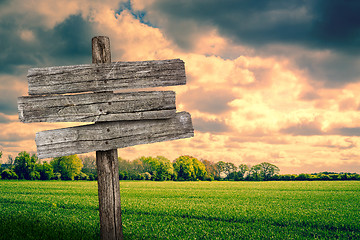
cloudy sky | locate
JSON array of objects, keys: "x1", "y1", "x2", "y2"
[{"x1": 1, "y1": 0, "x2": 360, "y2": 174}]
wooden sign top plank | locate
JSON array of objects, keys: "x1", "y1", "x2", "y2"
[
  {"x1": 35, "y1": 111, "x2": 194, "y2": 159},
  {"x1": 28, "y1": 59, "x2": 185, "y2": 95},
  {"x1": 18, "y1": 91, "x2": 176, "y2": 123}
]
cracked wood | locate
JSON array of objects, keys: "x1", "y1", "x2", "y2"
[
  {"x1": 18, "y1": 91, "x2": 176, "y2": 123},
  {"x1": 27, "y1": 59, "x2": 186, "y2": 95},
  {"x1": 35, "y1": 112, "x2": 194, "y2": 159}
]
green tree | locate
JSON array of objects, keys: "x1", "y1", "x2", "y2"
[
  {"x1": 132, "y1": 158, "x2": 145, "y2": 174},
  {"x1": 259, "y1": 162, "x2": 280, "y2": 180},
  {"x1": 51, "y1": 155, "x2": 83, "y2": 180},
  {"x1": 36, "y1": 162, "x2": 54, "y2": 180},
  {"x1": 248, "y1": 164, "x2": 262, "y2": 181},
  {"x1": 173, "y1": 156, "x2": 195, "y2": 181},
  {"x1": 7, "y1": 155, "x2": 14, "y2": 166},
  {"x1": 238, "y1": 164, "x2": 250, "y2": 179},
  {"x1": 340, "y1": 173, "x2": 350, "y2": 180},
  {"x1": 173, "y1": 156, "x2": 207, "y2": 181},
  {"x1": 0, "y1": 153, "x2": 13, "y2": 170},
  {"x1": 296, "y1": 173, "x2": 311, "y2": 181},
  {"x1": 139, "y1": 156, "x2": 160, "y2": 180},
  {"x1": 192, "y1": 157, "x2": 207, "y2": 180},
  {"x1": 118, "y1": 157, "x2": 132, "y2": 173},
  {"x1": 81, "y1": 156, "x2": 97, "y2": 179},
  {"x1": 118, "y1": 157, "x2": 149, "y2": 180},
  {"x1": 215, "y1": 161, "x2": 226, "y2": 179},
  {"x1": 201, "y1": 159, "x2": 216, "y2": 180},
  {"x1": 14, "y1": 151, "x2": 39, "y2": 180},
  {"x1": 74, "y1": 172, "x2": 89, "y2": 180},
  {"x1": 318, "y1": 173, "x2": 331, "y2": 181},
  {"x1": 119, "y1": 171, "x2": 129, "y2": 180},
  {"x1": 224, "y1": 162, "x2": 237, "y2": 179},
  {"x1": 279, "y1": 174, "x2": 296, "y2": 181},
  {"x1": 155, "y1": 156, "x2": 175, "y2": 181},
  {"x1": 128, "y1": 158, "x2": 146, "y2": 180},
  {"x1": 1, "y1": 169, "x2": 18, "y2": 179},
  {"x1": 139, "y1": 156, "x2": 174, "y2": 180}
]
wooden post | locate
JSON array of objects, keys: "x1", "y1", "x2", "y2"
[
  {"x1": 96, "y1": 149, "x2": 123, "y2": 240},
  {"x1": 93, "y1": 36, "x2": 124, "y2": 240}
]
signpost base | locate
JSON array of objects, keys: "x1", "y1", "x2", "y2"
[{"x1": 96, "y1": 149, "x2": 124, "y2": 240}]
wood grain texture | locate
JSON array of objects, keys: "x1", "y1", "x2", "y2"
[
  {"x1": 27, "y1": 59, "x2": 186, "y2": 95},
  {"x1": 35, "y1": 112, "x2": 194, "y2": 159},
  {"x1": 92, "y1": 36, "x2": 111, "y2": 64},
  {"x1": 96, "y1": 149, "x2": 124, "y2": 240},
  {"x1": 18, "y1": 91, "x2": 176, "y2": 123}
]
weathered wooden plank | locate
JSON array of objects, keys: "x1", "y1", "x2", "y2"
[
  {"x1": 27, "y1": 59, "x2": 186, "y2": 95},
  {"x1": 18, "y1": 91, "x2": 176, "y2": 123},
  {"x1": 35, "y1": 111, "x2": 194, "y2": 159}
]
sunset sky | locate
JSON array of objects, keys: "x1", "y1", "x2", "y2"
[{"x1": 1, "y1": 0, "x2": 360, "y2": 174}]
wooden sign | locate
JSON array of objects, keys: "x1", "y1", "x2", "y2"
[
  {"x1": 36, "y1": 112, "x2": 193, "y2": 159},
  {"x1": 18, "y1": 91, "x2": 176, "y2": 123},
  {"x1": 27, "y1": 59, "x2": 185, "y2": 95},
  {"x1": 19, "y1": 58, "x2": 193, "y2": 159},
  {"x1": 18, "y1": 36, "x2": 194, "y2": 240}
]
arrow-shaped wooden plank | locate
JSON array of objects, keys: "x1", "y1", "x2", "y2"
[
  {"x1": 28, "y1": 59, "x2": 185, "y2": 95},
  {"x1": 35, "y1": 111, "x2": 193, "y2": 159},
  {"x1": 18, "y1": 91, "x2": 176, "y2": 123}
]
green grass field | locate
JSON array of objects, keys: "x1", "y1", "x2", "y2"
[{"x1": 0, "y1": 180, "x2": 359, "y2": 240}]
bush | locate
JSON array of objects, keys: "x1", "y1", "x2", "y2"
[
  {"x1": 119, "y1": 171, "x2": 129, "y2": 180},
  {"x1": 13, "y1": 151, "x2": 38, "y2": 180},
  {"x1": 329, "y1": 174, "x2": 341, "y2": 180},
  {"x1": 205, "y1": 176, "x2": 214, "y2": 181},
  {"x1": 74, "y1": 172, "x2": 88, "y2": 180},
  {"x1": 37, "y1": 162, "x2": 54, "y2": 180},
  {"x1": 52, "y1": 172, "x2": 61, "y2": 180},
  {"x1": 142, "y1": 172, "x2": 152, "y2": 180},
  {"x1": 296, "y1": 173, "x2": 311, "y2": 181},
  {"x1": 318, "y1": 174, "x2": 331, "y2": 181},
  {"x1": 1, "y1": 169, "x2": 18, "y2": 180},
  {"x1": 349, "y1": 174, "x2": 360, "y2": 180},
  {"x1": 214, "y1": 176, "x2": 222, "y2": 181},
  {"x1": 29, "y1": 171, "x2": 40, "y2": 180},
  {"x1": 51, "y1": 155, "x2": 83, "y2": 180},
  {"x1": 270, "y1": 175, "x2": 280, "y2": 180},
  {"x1": 87, "y1": 173, "x2": 96, "y2": 181},
  {"x1": 133, "y1": 173, "x2": 145, "y2": 180},
  {"x1": 279, "y1": 174, "x2": 296, "y2": 181}
]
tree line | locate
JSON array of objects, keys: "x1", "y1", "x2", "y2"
[
  {"x1": 0, "y1": 151, "x2": 359, "y2": 181},
  {"x1": 0, "y1": 152, "x2": 86, "y2": 181}
]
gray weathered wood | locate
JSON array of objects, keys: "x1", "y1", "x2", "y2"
[
  {"x1": 92, "y1": 36, "x2": 124, "y2": 240},
  {"x1": 92, "y1": 36, "x2": 111, "y2": 64},
  {"x1": 18, "y1": 91, "x2": 176, "y2": 123},
  {"x1": 27, "y1": 59, "x2": 186, "y2": 95},
  {"x1": 96, "y1": 149, "x2": 123, "y2": 240},
  {"x1": 35, "y1": 112, "x2": 194, "y2": 159}
]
